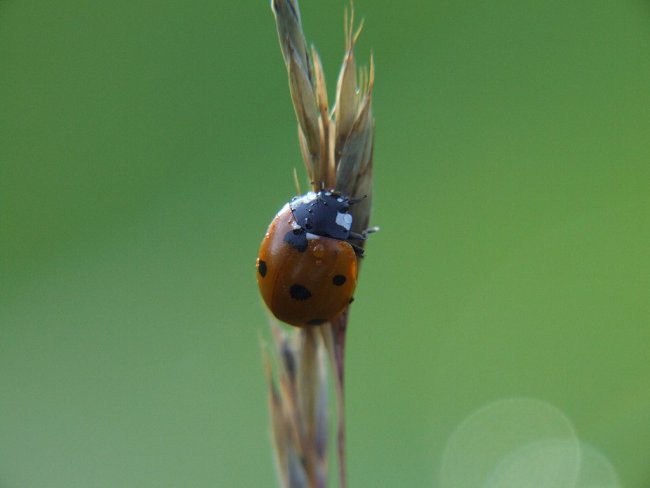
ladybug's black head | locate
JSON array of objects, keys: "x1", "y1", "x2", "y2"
[{"x1": 289, "y1": 190, "x2": 353, "y2": 240}]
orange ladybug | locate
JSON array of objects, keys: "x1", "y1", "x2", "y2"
[{"x1": 256, "y1": 190, "x2": 365, "y2": 327}]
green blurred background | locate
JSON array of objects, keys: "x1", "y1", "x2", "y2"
[{"x1": 2, "y1": 0, "x2": 650, "y2": 486}]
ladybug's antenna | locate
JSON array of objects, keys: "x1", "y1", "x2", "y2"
[{"x1": 348, "y1": 195, "x2": 368, "y2": 205}]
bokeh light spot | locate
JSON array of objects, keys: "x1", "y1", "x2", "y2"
[{"x1": 439, "y1": 398, "x2": 579, "y2": 488}]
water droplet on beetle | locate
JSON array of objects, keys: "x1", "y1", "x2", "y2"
[{"x1": 312, "y1": 244, "x2": 325, "y2": 258}]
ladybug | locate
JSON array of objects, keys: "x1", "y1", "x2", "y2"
[{"x1": 256, "y1": 190, "x2": 366, "y2": 327}]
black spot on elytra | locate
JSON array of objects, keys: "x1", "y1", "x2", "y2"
[
  {"x1": 290, "y1": 284, "x2": 312, "y2": 300},
  {"x1": 332, "y1": 275, "x2": 346, "y2": 286},
  {"x1": 284, "y1": 229, "x2": 308, "y2": 252},
  {"x1": 307, "y1": 318, "x2": 326, "y2": 325},
  {"x1": 257, "y1": 260, "x2": 267, "y2": 277}
]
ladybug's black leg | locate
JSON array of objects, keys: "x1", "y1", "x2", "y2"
[
  {"x1": 349, "y1": 227, "x2": 379, "y2": 242},
  {"x1": 351, "y1": 243, "x2": 365, "y2": 258}
]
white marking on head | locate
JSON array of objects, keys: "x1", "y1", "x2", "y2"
[{"x1": 336, "y1": 212, "x2": 353, "y2": 230}]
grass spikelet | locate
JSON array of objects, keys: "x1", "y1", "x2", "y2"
[{"x1": 265, "y1": 1, "x2": 375, "y2": 486}]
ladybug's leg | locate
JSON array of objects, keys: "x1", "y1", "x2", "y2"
[
  {"x1": 348, "y1": 231, "x2": 366, "y2": 241},
  {"x1": 349, "y1": 226, "x2": 379, "y2": 242},
  {"x1": 350, "y1": 243, "x2": 365, "y2": 258}
]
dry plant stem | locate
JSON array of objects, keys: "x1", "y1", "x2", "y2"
[
  {"x1": 264, "y1": 321, "x2": 329, "y2": 488},
  {"x1": 326, "y1": 313, "x2": 349, "y2": 488},
  {"x1": 267, "y1": 1, "x2": 374, "y2": 487}
]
